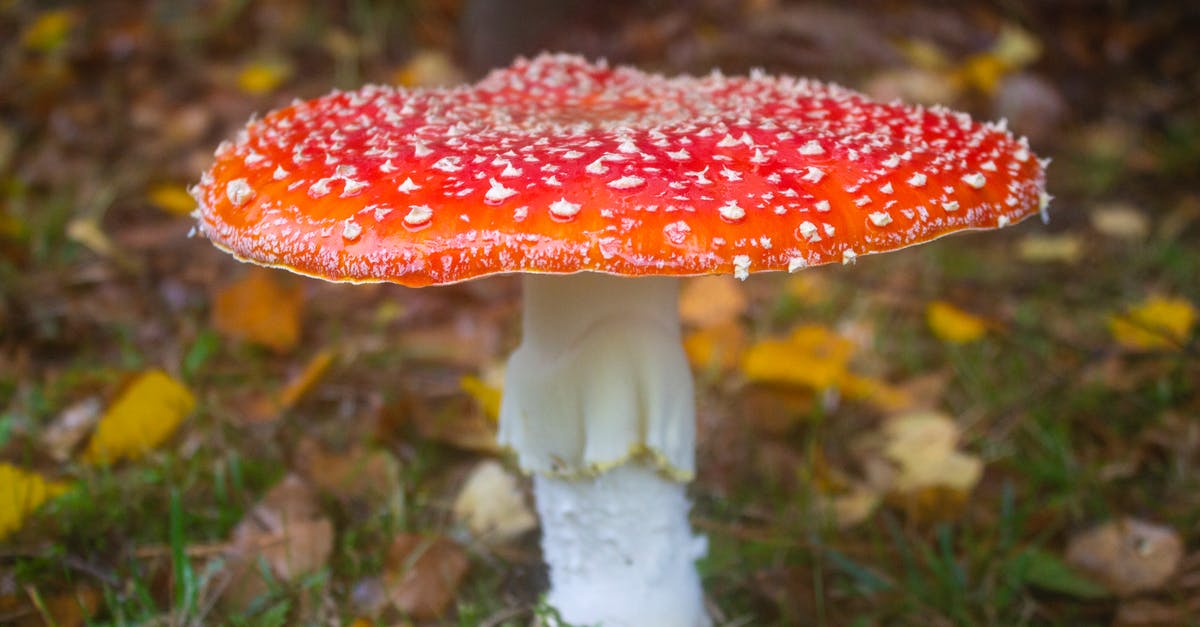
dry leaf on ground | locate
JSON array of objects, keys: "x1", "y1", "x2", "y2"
[
  {"x1": 742, "y1": 324, "x2": 854, "y2": 390},
  {"x1": 236, "y1": 59, "x2": 293, "y2": 96},
  {"x1": 1016, "y1": 233, "x2": 1085, "y2": 264},
  {"x1": 452, "y1": 460, "x2": 537, "y2": 544},
  {"x1": 384, "y1": 534, "x2": 469, "y2": 619},
  {"x1": 679, "y1": 275, "x2": 747, "y2": 329},
  {"x1": 853, "y1": 411, "x2": 983, "y2": 522},
  {"x1": 41, "y1": 397, "x2": 101, "y2": 462},
  {"x1": 146, "y1": 183, "x2": 196, "y2": 216},
  {"x1": 459, "y1": 374, "x2": 502, "y2": 422},
  {"x1": 294, "y1": 438, "x2": 401, "y2": 504},
  {"x1": 1066, "y1": 517, "x2": 1183, "y2": 596},
  {"x1": 221, "y1": 475, "x2": 334, "y2": 610},
  {"x1": 247, "y1": 349, "x2": 337, "y2": 422},
  {"x1": 3, "y1": 585, "x2": 100, "y2": 627},
  {"x1": 0, "y1": 463, "x2": 69, "y2": 540},
  {"x1": 409, "y1": 396, "x2": 500, "y2": 454},
  {"x1": 1091, "y1": 203, "x2": 1150, "y2": 240},
  {"x1": 83, "y1": 370, "x2": 195, "y2": 464},
  {"x1": 212, "y1": 268, "x2": 304, "y2": 352},
  {"x1": 684, "y1": 321, "x2": 746, "y2": 373},
  {"x1": 1109, "y1": 296, "x2": 1196, "y2": 351},
  {"x1": 926, "y1": 300, "x2": 990, "y2": 344}
]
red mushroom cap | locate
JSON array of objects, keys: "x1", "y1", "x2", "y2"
[{"x1": 194, "y1": 54, "x2": 1047, "y2": 286}]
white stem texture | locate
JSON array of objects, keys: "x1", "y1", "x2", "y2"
[
  {"x1": 497, "y1": 273, "x2": 708, "y2": 626},
  {"x1": 499, "y1": 273, "x2": 696, "y2": 479},
  {"x1": 536, "y1": 462, "x2": 709, "y2": 627}
]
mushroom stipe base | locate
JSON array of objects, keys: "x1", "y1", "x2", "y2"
[{"x1": 498, "y1": 273, "x2": 708, "y2": 626}]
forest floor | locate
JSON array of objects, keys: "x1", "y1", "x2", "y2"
[{"x1": 1, "y1": 1, "x2": 1198, "y2": 625}]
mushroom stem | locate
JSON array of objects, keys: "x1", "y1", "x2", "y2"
[{"x1": 499, "y1": 273, "x2": 708, "y2": 626}]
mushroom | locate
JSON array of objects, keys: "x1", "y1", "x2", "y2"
[{"x1": 193, "y1": 54, "x2": 1047, "y2": 626}]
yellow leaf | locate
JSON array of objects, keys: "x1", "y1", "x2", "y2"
[
  {"x1": 1109, "y1": 296, "x2": 1196, "y2": 351},
  {"x1": 954, "y1": 25, "x2": 1041, "y2": 95},
  {"x1": 926, "y1": 300, "x2": 989, "y2": 344},
  {"x1": 741, "y1": 324, "x2": 854, "y2": 390},
  {"x1": 683, "y1": 321, "x2": 745, "y2": 372},
  {"x1": 21, "y1": 9, "x2": 76, "y2": 52},
  {"x1": 212, "y1": 268, "x2": 304, "y2": 352},
  {"x1": 0, "y1": 463, "x2": 68, "y2": 539},
  {"x1": 679, "y1": 275, "x2": 747, "y2": 328},
  {"x1": 460, "y1": 375, "x2": 501, "y2": 422},
  {"x1": 839, "y1": 373, "x2": 912, "y2": 413},
  {"x1": 277, "y1": 349, "x2": 335, "y2": 411},
  {"x1": 83, "y1": 370, "x2": 196, "y2": 464},
  {"x1": 236, "y1": 59, "x2": 293, "y2": 96},
  {"x1": 147, "y1": 183, "x2": 196, "y2": 216}
]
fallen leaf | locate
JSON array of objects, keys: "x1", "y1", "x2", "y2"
[
  {"x1": 679, "y1": 275, "x2": 747, "y2": 329},
  {"x1": 222, "y1": 475, "x2": 334, "y2": 610},
  {"x1": 683, "y1": 321, "x2": 746, "y2": 373},
  {"x1": 817, "y1": 482, "x2": 880, "y2": 529},
  {"x1": 21, "y1": 9, "x2": 76, "y2": 52},
  {"x1": 1066, "y1": 517, "x2": 1183, "y2": 596},
  {"x1": 147, "y1": 183, "x2": 196, "y2": 216},
  {"x1": 868, "y1": 412, "x2": 984, "y2": 521},
  {"x1": 955, "y1": 25, "x2": 1042, "y2": 94},
  {"x1": 294, "y1": 438, "x2": 401, "y2": 504},
  {"x1": 926, "y1": 300, "x2": 989, "y2": 344},
  {"x1": 1091, "y1": 203, "x2": 1150, "y2": 240},
  {"x1": 66, "y1": 215, "x2": 144, "y2": 272},
  {"x1": 248, "y1": 349, "x2": 337, "y2": 421},
  {"x1": 1109, "y1": 296, "x2": 1196, "y2": 351},
  {"x1": 41, "y1": 397, "x2": 101, "y2": 462},
  {"x1": 409, "y1": 395, "x2": 500, "y2": 454},
  {"x1": 212, "y1": 268, "x2": 304, "y2": 352},
  {"x1": 83, "y1": 370, "x2": 196, "y2": 464},
  {"x1": 741, "y1": 324, "x2": 854, "y2": 390},
  {"x1": 1016, "y1": 233, "x2": 1085, "y2": 264},
  {"x1": 384, "y1": 534, "x2": 469, "y2": 619},
  {"x1": 0, "y1": 463, "x2": 69, "y2": 540},
  {"x1": 452, "y1": 460, "x2": 537, "y2": 544},
  {"x1": 11, "y1": 585, "x2": 100, "y2": 627},
  {"x1": 459, "y1": 374, "x2": 502, "y2": 422},
  {"x1": 838, "y1": 373, "x2": 912, "y2": 413},
  {"x1": 236, "y1": 59, "x2": 293, "y2": 96}
]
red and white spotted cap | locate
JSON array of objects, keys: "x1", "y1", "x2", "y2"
[{"x1": 193, "y1": 53, "x2": 1048, "y2": 286}]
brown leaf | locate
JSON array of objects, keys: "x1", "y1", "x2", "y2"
[
  {"x1": 212, "y1": 268, "x2": 304, "y2": 352},
  {"x1": 293, "y1": 438, "x2": 401, "y2": 504},
  {"x1": 384, "y1": 534, "x2": 469, "y2": 619},
  {"x1": 1066, "y1": 517, "x2": 1183, "y2": 596},
  {"x1": 409, "y1": 396, "x2": 500, "y2": 454},
  {"x1": 13, "y1": 585, "x2": 100, "y2": 627},
  {"x1": 221, "y1": 475, "x2": 334, "y2": 610}
]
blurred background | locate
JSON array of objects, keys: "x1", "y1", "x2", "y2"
[{"x1": 1, "y1": 1, "x2": 1197, "y2": 625}]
